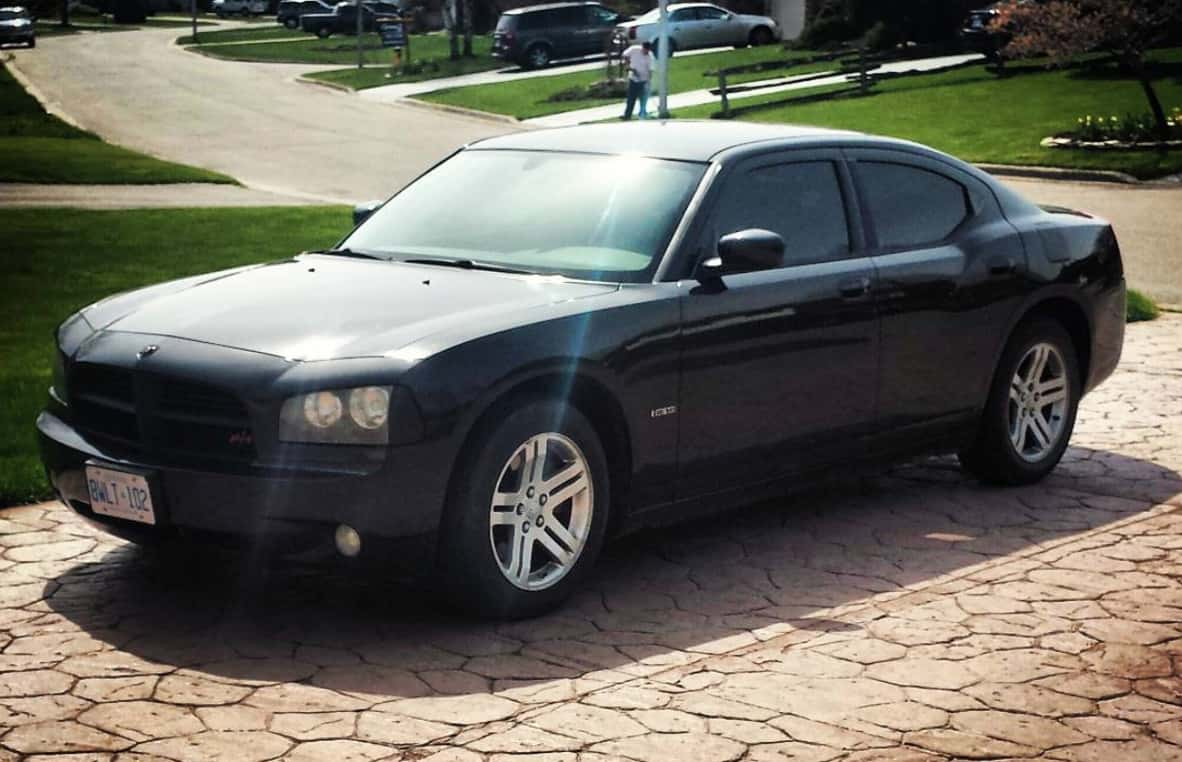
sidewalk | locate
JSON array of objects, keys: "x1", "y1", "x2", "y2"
[
  {"x1": 0, "y1": 183, "x2": 332, "y2": 208},
  {"x1": 358, "y1": 45, "x2": 734, "y2": 102},
  {"x1": 524, "y1": 52, "x2": 982, "y2": 127}
]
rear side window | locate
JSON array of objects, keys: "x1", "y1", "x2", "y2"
[
  {"x1": 515, "y1": 12, "x2": 540, "y2": 30},
  {"x1": 714, "y1": 161, "x2": 851, "y2": 267},
  {"x1": 553, "y1": 5, "x2": 588, "y2": 25},
  {"x1": 495, "y1": 13, "x2": 516, "y2": 31},
  {"x1": 696, "y1": 6, "x2": 727, "y2": 20},
  {"x1": 670, "y1": 8, "x2": 695, "y2": 21},
  {"x1": 857, "y1": 162, "x2": 970, "y2": 250}
]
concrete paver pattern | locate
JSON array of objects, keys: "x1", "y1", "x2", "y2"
[
  {"x1": 1, "y1": 316, "x2": 1180, "y2": 759},
  {"x1": 7, "y1": 27, "x2": 517, "y2": 203}
]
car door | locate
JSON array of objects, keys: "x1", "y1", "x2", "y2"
[
  {"x1": 847, "y1": 148, "x2": 1028, "y2": 450},
  {"x1": 677, "y1": 150, "x2": 879, "y2": 499},
  {"x1": 549, "y1": 5, "x2": 589, "y2": 58},
  {"x1": 692, "y1": 5, "x2": 733, "y2": 47},
  {"x1": 582, "y1": 4, "x2": 619, "y2": 54},
  {"x1": 665, "y1": 7, "x2": 697, "y2": 48}
]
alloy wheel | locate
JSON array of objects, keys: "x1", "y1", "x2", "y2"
[
  {"x1": 488, "y1": 432, "x2": 593, "y2": 591},
  {"x1": 528, "y1": 47, "x2": 550, "y2": 68},
  {"x1": 1008, "y1": 342, "x2": 1070, "y2": 462}
]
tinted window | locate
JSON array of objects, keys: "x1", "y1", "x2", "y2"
[
  {"x1": 670, "y1": 8, "x2": 695, "y2": 21},
  {"x1": 696, "y1": 6, "x2": 727, "y2": 20},
  {"x1": 588, "y1": 5, "x2": 616, "y2": 23},
  {"x1": 858, "y1": 162, "x2": 970, "y2": 249},
  {"x1": 515, "y1": 12, "x2": 540, "y2": 30},
  {"x1": 714, "y1": 161, "x2": 851, "y2": 267},
  {"x1": 553, "y1": 5, "x2": 587, "y2": 25}
]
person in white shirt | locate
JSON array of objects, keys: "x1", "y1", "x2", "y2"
[{"x1": 620, "y1": 41, "x2": 653, "y2": 120}]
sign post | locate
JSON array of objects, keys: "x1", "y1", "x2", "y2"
[{"x1": 657, "y1": 0, "x2": 669, "y2": 118}]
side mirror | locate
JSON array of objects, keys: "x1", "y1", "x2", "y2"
[
  {"x1": 700, "y1": 228, "x2": 784, "y2": 278},
  {"x1": 352, "y1": 200, "x2": 382, "y2": 226}
]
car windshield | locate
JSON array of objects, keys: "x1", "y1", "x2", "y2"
[
  {"x1": 342, "y1": 149, "x2": 706, "y2": 283},
  {"x1": 0, "y1": 9, "x2": 28, "y2": 19}
]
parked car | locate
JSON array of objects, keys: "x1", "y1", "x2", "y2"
[
  {"x1": 276, "y1": 0, "x2": 333, "y2": 28},
  {"x1": 40, "y1": 122, "x2": 1126, "y2": 618},
  {"x1": 615, "y1": 2, "x2": 779, "y2": 54},
  {"x1": 960, "y1": 2, "x2": 1008, "y2": 58},
  {"x1": 212, "y1": 0, "x2": 267, "y2": 16},
  {"x1": 300, "y1": 0, "x2": 402, "y2": 38},
  {"x1": 0, "y1": 5, "x2": 35, "y2": 47},
  {"x1": 493, "y1": 1, "x2": 626, "y2": 69}
]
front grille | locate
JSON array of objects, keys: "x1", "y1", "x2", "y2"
[{"x1": 69, "y1": 363, "x2": 257, "y2": 464}]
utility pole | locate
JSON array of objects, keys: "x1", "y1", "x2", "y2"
[
  {"x1": 356, "y1": 0, "x2": 364, "y2": 69},
  {"x1": 656, "y1": 0, "x2": 669, "y2": 118}
]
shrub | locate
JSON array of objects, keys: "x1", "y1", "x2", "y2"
[
  {"x1": 1072, "y1": 108, "x2": 1181, "y2": 142},
  {"x1": 1127, "y1": 289, "x2": 1160, "y2": 323}
]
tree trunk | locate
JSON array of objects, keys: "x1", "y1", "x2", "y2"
[
  {"x1": 443, "y1": 0, "x2": 459, "y2": 59},
  {"x1": 1129, "y1": 57, "x2": 1169, "y2": 140},
  {"x1": 461, "y1": 0, "x2": 473, "y2": 57}
]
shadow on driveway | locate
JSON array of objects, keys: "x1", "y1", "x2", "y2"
[{"x1": 40, "y1": 445, "x2": 1182, "y2": 703}]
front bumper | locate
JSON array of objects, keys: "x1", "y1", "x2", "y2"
[
  {"x1": 0, "y1": 30, "x2": 33, "y2": 43},
  {"x1": 38, "y1": 408, "x2": 451, "y2": 549}
]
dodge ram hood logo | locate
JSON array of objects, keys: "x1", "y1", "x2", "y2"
[{"x1": 136, "y1": 344, "x2": 159, "y2": 359}]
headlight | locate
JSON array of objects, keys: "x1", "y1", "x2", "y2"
[
  {"x1": 51, "y1": 349, "x2": 68, "y2": 404},
  {"x1": 279, "y1": 386, "x2": 391, "y2": 444}
]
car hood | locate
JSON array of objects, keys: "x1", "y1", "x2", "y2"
[
  {"x1": 0, "y1": 19, "x2": 30, "y2": 25},
  {"x1": 87, "y1": 255, "x2": 618, "y2": 361}
]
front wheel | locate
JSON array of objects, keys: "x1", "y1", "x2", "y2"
[
  {"x1": 748, "y1": 26, "x2": 773, "y2": 46},
  {"x1": 315, "y1": 25, "x2": 331, "y2": 38},
  {"x1": 283, "y1": 16, "x2": 298, "y2": 28},
  {"x1": 438, "y1": 400, "x2": 610, "y2": 618},
  {"x1": 960, "y1": 317, "x2": 1080, "y2": 485}
]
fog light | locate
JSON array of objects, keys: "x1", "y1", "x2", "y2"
[{"x1": 334, "y1": 524, "x2": 362, "y2": 557}]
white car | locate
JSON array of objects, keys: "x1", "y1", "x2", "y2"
[
  {"x1": 615, "y1": 2, "x2": 780, "y2": 53},
  {"x1": 212, "y1": 0, "x2": 268, "y2": 16}
]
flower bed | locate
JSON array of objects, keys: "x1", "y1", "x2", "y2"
[{"x1": 1044, "y1": 108, "x2": 1182, "y2": 150}]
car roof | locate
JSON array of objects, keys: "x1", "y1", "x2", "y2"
[
  {"x1": 504, "y1": 2, "x2": 598, "y2": 14},
  {"x1": 470, "y1": 121, "x2": 870, "y2": 162},
  {"x1": 0, "y1": 5, "x2": 28, "y2": 10}
]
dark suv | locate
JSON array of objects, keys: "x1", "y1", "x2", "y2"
[
  {"x1": 277, "y1": 0, "x2": 333, "y2": 29},
  {"x1": 493, "y1": 2, "x2": 625, "y2": 69},
  {"x1": 300, "y1": 0, "x2": 402, "y2": 37}
]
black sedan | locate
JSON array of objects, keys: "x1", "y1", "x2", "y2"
[
  {"x1": 0, "y1": 6, "x2": 35, "y2": 47},
  {"x1": 39, "y1": 122, "x2": 1126, "y2": 617}
]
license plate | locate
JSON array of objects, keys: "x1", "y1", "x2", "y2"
[{"x1": 85, "y1": 464, "x2": 157, "y2": 525}]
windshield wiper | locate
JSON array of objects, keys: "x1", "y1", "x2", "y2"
[
  {"x1": 305, "y1": 247, "x2": 387, "y2": 260},
  {"x1": 400, "y1": 257, "x2": 534, "y2": 275}
]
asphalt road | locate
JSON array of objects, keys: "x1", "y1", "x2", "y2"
[
  {"x1": 8, "y1": 25, "x2": 516, "y2": 203},
  {"x1": 8, "y1": 26, "x2": 1181, "y2": 304}
]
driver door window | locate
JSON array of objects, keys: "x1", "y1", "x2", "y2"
[{"x1": 713, "y1": 161, "x2": 852, "y2": 268}]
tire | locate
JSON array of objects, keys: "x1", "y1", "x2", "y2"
[
  {"x1": 284, "y1": 16, "x2": 298, "y2": 28},
  {"x1": 316, "y1": 25, "x2": 331, "y2": 38},
  {"x1": 959, "y1": 317, "x2": 1081, "y2": 485},
  {"x1": 748, "y1": 26, "x2": 772, "y2": 46},
  {"x1": 437, "y1": 399, "x2": 611, "y2": 619},
  {"x1": 523, "y1": 43, "x2": 551, "y2": 70},
  {"x1": 652, "y1": 37, "x2": 676, "y2": 57},
  {"x1": 27, "y1": 37, "x2": 35, "y2": 48}
]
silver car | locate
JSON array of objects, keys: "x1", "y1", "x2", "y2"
[{"x1": 614, "y1": 2, "x2": 780, "y2": 52}]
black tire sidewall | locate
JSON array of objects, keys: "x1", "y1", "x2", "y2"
[
  {"x1": 974, "y1": 318, "x2": 1081, "y2": 484},
  {"x1": 438, "y1": 399, "x2": 610, "y2": 618}
]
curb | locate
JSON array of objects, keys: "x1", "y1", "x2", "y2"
[
  {"x1": 398, "y1": 95, "x2": 521, "y2": 126},
  {"x1": 296, "y1": 74, "x2": 355, "y2": 93},
  {"x1": 3, "y1": 54, "x2": 89, "y2": 132},
  {"x1": 977, "y1": 163, "x2": 1142, "y2": 185}
]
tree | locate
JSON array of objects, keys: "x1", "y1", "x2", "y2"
[
  {"x1": 461, "y1": 0, "x2": 474, "y2": 57},
  {"x1": 441, "y1": 0, "x2": 459, "y2": 59},
  {"x1": 992, "y1": 0, "x2": 1182, "y2": 139}
]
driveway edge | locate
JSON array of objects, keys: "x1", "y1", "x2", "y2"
[
  {"x1": 397, "y1": 95, "x2": 521, "y2": 125},
  {"x1": 3, "y1": 53, "x2": 88, "y2": 131},
  {"x1": 977, "y1": 162, "x2": 1144, "y2": 185}
]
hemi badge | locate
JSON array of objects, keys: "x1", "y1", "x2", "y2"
[{"x1": 651, "y1": 406, "x2": 677, "y2": 418}]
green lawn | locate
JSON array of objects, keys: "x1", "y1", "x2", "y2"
[
  {"x1": 0, "y1": 63, "x2": 235, "y2": 184},
  {"x1": 0, "y1": 206, "x2": 351, "y2": 507},
  {"x1": 419, "y1": 46, "x2": 829, "y2": 119},
  {"x1": 190, "y1": 29, "x2": 495, "y2": 74},
  {"x1": 669, "y1": 49, "x2": 1182, "y2": 179},
  {"x1": 176, "y1": 24, "x2": 301, "y2": 45}
]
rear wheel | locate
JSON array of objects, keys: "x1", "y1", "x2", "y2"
[
  {"x1": 748, "y1": 26, "x2": 772, "y2": 46},
  {"x1": 316, "y1": 25, "x2": 331, "y2": 38},
  {"x1": 523, "y1": 43, "x2": 551, "y2": 69},
  {"x1": 438, "y1": 399, "x2": 610, "y2": 619},
  {"x1": 284, "y1": 16, "x2": 298, "y2": 28},
  {"x1": 960, "y1": 317, "x2": 1080, "y2": 485}
]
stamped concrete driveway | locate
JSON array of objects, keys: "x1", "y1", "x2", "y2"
[
  {"x1": 2, "y1": 314, "x2": 1181, "y2": 759},
  {"x1": 6, "y1": 26, "x2": 516, "y2": 203}
]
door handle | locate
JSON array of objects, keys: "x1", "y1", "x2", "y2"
[
  {"x1": 989, "y1": 256, "x2": 1018, "y2": 276},
  {"x1": 838, "y1": 277, "x2": 871, "y2": 298}
]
